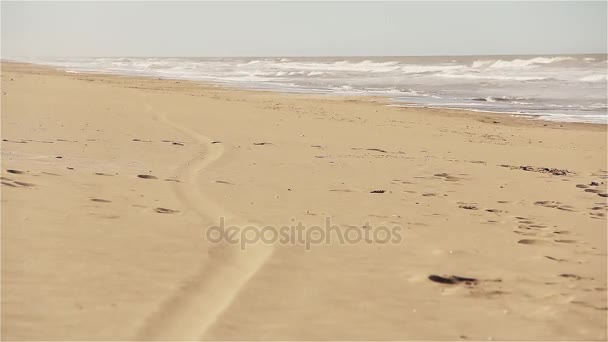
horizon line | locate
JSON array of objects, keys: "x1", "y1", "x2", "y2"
[{"x1": 3, "y1": 52, "x2": 608, "y2": 59}]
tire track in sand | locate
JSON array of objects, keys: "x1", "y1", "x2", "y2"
[{"x1": 135, "y1": 105, "x2": 274, "y2": 340}]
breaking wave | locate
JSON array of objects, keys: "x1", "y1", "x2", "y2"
[{"x1": 472, "y1": 56, "x2": 574, "y2": 69}]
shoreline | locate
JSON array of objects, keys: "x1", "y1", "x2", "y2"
[
  {"x1": 4, "y1": 61, "x2": 606, "y2": 131},
  {"x1": 7, "y1": 60, "x2": 607, "y2": 127},
  {"x1": 2, "y1": 61, "x2": 607, "y2": 340}
]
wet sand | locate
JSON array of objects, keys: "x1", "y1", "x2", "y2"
[{"x1": 1, "y1": 62, "x2": 607, "y2": 340}]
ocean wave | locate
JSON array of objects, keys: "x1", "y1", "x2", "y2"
[
  {"x1": 400, "y1": 64, "x2": 463, "y2": 74},
  {"x1": 274, "y1": 60, "x2": 403, "y2": 73},
  {"x1": 472, "y1": 56, "x2": 574, "y2": 69},
  {"x1": 471, "y1": 96, "x2": 533, "y2": 104},
  {"x1": 436, "y1": 73, "x2": 549, "y2": 81},
  {"x1": 579, "y1": 74, "x2": 607, "y2": 82},
  {"x1": 16, "y1": 56, "x2": 606, "y2": 124}
]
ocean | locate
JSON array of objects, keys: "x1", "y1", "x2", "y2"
[{"x1": 14, "y1": 55, "x2": 608, "y2": 123}]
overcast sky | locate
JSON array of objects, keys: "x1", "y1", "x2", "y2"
[{"x1": 2, "y1": 1, "x2": 606, "y2": 57}]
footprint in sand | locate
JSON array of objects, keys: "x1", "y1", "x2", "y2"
[
  {"x1": 513, "y1": 231, "x2": 537, "y2": 236},
  {"x1": 559, "y1": 273, "x2": 593, "y2": 280},
  {"x1": 584, "y1": 188, "x2": 601, "y2": 194},
  {"x1": 434, "y1": 173, "x2": 461, "y2": 182},
  {"x1": 137, "y1": 174, "x2": 158, "y2": 179},
  {"x1": 13, "y1": 181, "x2": 34, "y2": 187},
  {"x1": 577, "y1": 181, "x2": 607, "y2": 198},
  {"x1": 428, "y1": 275, "x2": 478, "y2": 285},
  {"x1": 365, "y1": 148, "x2": 388, "y2": 153},
  {"x1": 534, "y1": 201, "x2": 576, "y2": 212},
  {"x1": 545, "y1": 256, "x2": 568, "y2": 262},
  {"x1": 590, "y1": 212, "x2": 606, "y2": 219},
  {"x1": 154, "y1": 207, "x2": 179, "y2": 214},
  {"x1": 2, "y1": 179, "x2": 35, "y2": 188},
  {"x1": 458, "y1": 204, "x2": 478, "y2": 210},
  {"x1": 2, "y1": 139, "x2": 27, "y2": 144},
  {"x1": 514, "y1": 216, "x2": 550, "y2": 234},
  {"x1": 554, "y1": 239, "x2": 578, "y2": 244},
  {"x1": 91, "y1": 198, "x2": 112, "y2": 203},
  {"x1": 518, "y1": 239, "x2": 551, "y2": 245},
  {"x1": 571, "y1": 301, "x2": 608, "y2": 311}
]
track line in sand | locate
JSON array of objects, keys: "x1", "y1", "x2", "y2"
[{"x1": 135, "y1": 104, "x2": 274, "y2": 340}]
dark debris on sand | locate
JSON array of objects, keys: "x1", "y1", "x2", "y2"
[{"x1": 499, "y1": 164, "x2": 573, "y2": 176}]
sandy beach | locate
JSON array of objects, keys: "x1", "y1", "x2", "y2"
[{"x1": 1, "y1": 62, "x2": 607, "y2": 340}]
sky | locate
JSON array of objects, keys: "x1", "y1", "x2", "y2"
[{"x1": 2, "y1": 1, "x2": 607, "y2": 57}]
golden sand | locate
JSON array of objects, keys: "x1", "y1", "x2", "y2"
[{"x1": 1, "y1": 62, "x2": 606, "y2": 340}]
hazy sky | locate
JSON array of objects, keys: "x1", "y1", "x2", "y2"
[{"x1": 2, "y1": 1, "x2": 606, "y2": 57}]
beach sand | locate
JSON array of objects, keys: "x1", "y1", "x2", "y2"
[{"x1": 1, "y1": 62, "x2": 607, "y2": 340}]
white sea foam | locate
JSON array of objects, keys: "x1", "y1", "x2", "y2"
[
  {"x1": 473, "y1": 56, "x2": 574, "y2": 69},
  {"x1": 579, "y1": 74, "x2": 607, "y2": 82},
  {"x1": 270, "y1": 60, "x2": 403, "y2": 73},
  {"x1": 436, "y1": 73, "x2": 549, "y2": 81}
]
